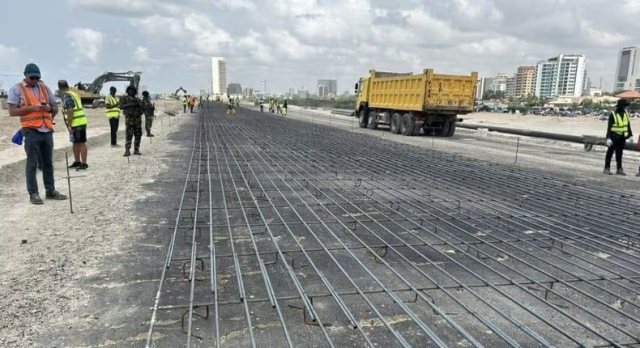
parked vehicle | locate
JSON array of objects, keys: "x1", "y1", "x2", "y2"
[{"x1": 354, "y1": 69, "x2": 477, "y2": 137}]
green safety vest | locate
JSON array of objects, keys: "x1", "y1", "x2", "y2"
[
  {"x1": 611, "y1": 111, "x2": 630, "y2": 137},
  {"x1": 106, "y1": 94, "x2": 120, "y2": 119},
  {"x1": 64, "y1": 91, "x2": 87, "y2": 127},
  {"x1": 182, "y1": 97, "x2": 187, "y2": 105}
]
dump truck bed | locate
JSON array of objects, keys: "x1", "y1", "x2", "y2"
[{"x1": 368, "y1": 69, "x2": 477, "y2": 114}]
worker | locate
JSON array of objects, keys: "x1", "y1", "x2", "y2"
[
  {"x1": 604, "y1": 98, "x2": 633, "y2": 175},
  {"x1": 226, "y1": 95, "x2": 235, "y2": 115},
  {"x1": 59, "y1": 80, "x2": 89, "y2": 171},
  {"x1": 282, "y1": 99, "x2": 288, "y2": 115},
  {"x1": 7, "y1": 63, "x2": 67, "y2": 204},
  {"x1": 141, "y1": 91, "x2": 155, "y2": 137},
  {"x1": 120, "y1": 85, "x2": 143, "y2": 156},
  {"x1": 189, "y1": 96, "x2": 196, "y2": 113},
  {"x1": 106, "y1": 86, "x2": 120, "y2": 146},
  {"x1": 181, "y1": 95, "x2": 188, "y2": 113}
]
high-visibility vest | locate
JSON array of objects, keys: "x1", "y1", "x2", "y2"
[
  {"x1": 106, "y1": 94, "x2": 120, "y2": 118},
  {"x1": 611, "y1": 111, "x2": 630, "y2": 137},
  {"x1": 63, "y1": 91, "x2": 87, "y2": 127},
  {"x1": 181, "y1": 97, "x2": 187, "y2": 105},
  {"x1": 15, "y1": 82, "x2": 54, "y2": 130}
]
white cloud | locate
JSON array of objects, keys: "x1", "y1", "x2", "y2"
[
  {"x1": 266, "y1": 29, "x2": 321, "y2": 60},
  {"x1": 237, "y1": 31, "x2": 274, "y2": 63},
  {"x1": 0, "y1": 43, "x2": 19, "y2": 60},
  {"x1": 132, "y1": 15, "x2": 183, "y2": 39},
  {"x1": 183, "y1": 14, "x2": 233, "y2": 55},
  {"x1": 68, "y1": 0, "x2": 180, "y2": 17},
  {"x1": 66, "y1": 28, "x2": 104, "y2": 63},
  {"x1": 132, "y1": 46, "x2": 152, "y2": 63}
]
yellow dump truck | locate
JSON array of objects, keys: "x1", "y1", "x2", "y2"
[{"x1": 354, "y1": 69, "x2": 478, "y2": 137}]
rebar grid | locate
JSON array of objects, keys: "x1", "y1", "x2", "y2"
[{"x1": 146, "y1": 104, "x2": 640, "y2": 348}]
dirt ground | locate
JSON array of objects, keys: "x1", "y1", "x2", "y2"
[
  {"x1": 464, "y1": 112, "x2": 640, "y2": 138},
  {"x1": 0, "y1": 101, "x2": 184, "y2": 347}
]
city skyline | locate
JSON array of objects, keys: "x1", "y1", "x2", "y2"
[{"x1": 2, "y1": 1, "x2": 638, "y2": 94}]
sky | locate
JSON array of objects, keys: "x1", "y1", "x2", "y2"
[{"x1": 0, "y1": 0, "x2": 638, "y2": 94}]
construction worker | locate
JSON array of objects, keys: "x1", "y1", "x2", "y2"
[
  {"x1": 189, "y1": 96, "x2": 196, "y2": 113},
  {"x1": 141, "y1": 91, "x2": 155, "y2": 137},
  {"x1": 181, "y1": 95, "x2": 188, "y2": 113},
  {"x1": 604, "y1": 98, "x2": 633, "y2": 175},
  {"x1": 282, "y1": 99, "x2": 288, "y2": 115},
  {"x1": 226, "y1": 95, "x2": 235, "y2": 114},
  {"x1": 59, "y1": 80, "x2": 89, "y2": 170},
  {"x1": 120, "y1": 85, "x2": 143, "y2": 156},
  {"x1": 106, "y1": 86, "x2": 120, "y2": 146},
  {"x1": 7, "y1": 63, "x2": 67, "y2": 204}
]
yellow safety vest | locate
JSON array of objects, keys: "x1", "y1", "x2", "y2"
[
  {"x1": 611, "y1": 111, "x2": 630, "y2": 137},
  {"x1": 106, "y1": 94, "x2": 120, "y2": 119},
  {"x1": 64, "y1": 91, "x2": 87, "y2": 127},
  {"x1": 182, "y1": 97, "x2": 187, "y2": 105}
]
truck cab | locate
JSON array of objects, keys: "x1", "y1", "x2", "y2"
[{"x1": 354, "y1": 78, "x2": 370, "y2": 116}]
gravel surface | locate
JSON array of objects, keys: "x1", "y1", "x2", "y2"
[{"x1": 0, "y1": 102, "x2": 186, "y2": 348}]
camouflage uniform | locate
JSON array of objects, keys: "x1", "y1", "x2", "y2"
[
  {"x1": 141, "y1": 96, "x2": 155, "y2": 136},
  {"x1": 120, "y1": 95, "x2": 143, "y2": 152}
]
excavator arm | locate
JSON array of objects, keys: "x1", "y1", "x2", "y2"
[
  {"x1": 174, "y1": 86, "x2": 187, "y2": 95},
  {"x1": 87, "y1": 71, "x2": 142, "y2": 94}
]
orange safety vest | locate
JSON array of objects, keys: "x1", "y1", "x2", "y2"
[{"x1": 16, "y1": 81, "x2": 53, "y2": 130}]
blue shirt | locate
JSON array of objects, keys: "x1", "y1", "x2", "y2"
[{"x1": 7, "y1": 81, "x2": 58, "y2": 132}]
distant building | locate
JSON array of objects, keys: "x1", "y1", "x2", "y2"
[
  {"x1": 227, "y1": 83, "x2": 242, "y2": 95},
  {"x1": 475, "y1": 78, "x2": 486, "y2": 99},
  {"x1": 489, "y1": 74, "x2": 508, "y2": 92},
  {"x1": 243, "y1": 87, "x2": 254, "y2": 97},
  {"x1": 318, "y1": 85, "x2": 329, "y2": 98},
  {"x1": 211, "y1": 57, "x2": 227, "y2": 95},
  {"x1": 514, "y1": 66, "x2": 536, "y2": 98},
  {"x1": 614, "y1": 46, "x2": 640, "y2": 92},
  {"x1": 297, "y1": 89, "x2": 310, "y2": 98},
  {"x1": 317, "y1": 79, "x2": 337, "y2": 95},
  {"x1": 535, "y1": 54, "x2": 586, "y2": 98},
  {"x1": 505, "y1": 75, "x2": 517, "y2": 98}
]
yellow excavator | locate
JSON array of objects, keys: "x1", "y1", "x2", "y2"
[{"x1": 67, "y1": 71, "x2": 142, "y2": 108}]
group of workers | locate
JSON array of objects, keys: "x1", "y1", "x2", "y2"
[{"x1": 7, "y1": 63, "x2": 156, "y2": 205}]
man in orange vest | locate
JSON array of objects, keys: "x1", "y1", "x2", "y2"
[{"x1": 7, "y1": 63, "x2": 67, "y2": 204}]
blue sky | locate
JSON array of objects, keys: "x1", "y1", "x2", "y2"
[{"x1": 1, "y1": 0, "x2": 638, "y2": 94}]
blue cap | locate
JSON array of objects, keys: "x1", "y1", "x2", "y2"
[{"x1": 24, "y1": 63, "x2": 41, "y2": 78}]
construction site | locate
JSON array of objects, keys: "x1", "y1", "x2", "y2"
[{"x1": 1, "y1": 93, "x2": 640, "y2": 347}]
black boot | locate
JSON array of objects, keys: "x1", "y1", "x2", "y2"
[
  {"x1": 134, "y1": 148, "x2": 142, "y2": 155},
  {"x1": 147, "y1": 131, "x2": 154, "y2": 137},
  {"x1": 124, "y1": 148, "x2": 131, "y2": 157}
]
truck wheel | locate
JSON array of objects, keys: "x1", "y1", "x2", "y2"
[
  {"x1": 390, "y1": 113, "x2": 402, "y2": 134},
  {"x1": 439, "y1": 120, "x2": 453, "y2": 137},
  {"x1": 400, "y1": 113, "x2": 415, "y2": 136},
  {"x1": 367, "y1": 111, "x2": 378, "y2": 129},
  {"x1": 446, "y1": 121, "x2": 456, "y2": 137},
  {"x1": 358, "y1": 110, "x2": 368, "y2": 128}
]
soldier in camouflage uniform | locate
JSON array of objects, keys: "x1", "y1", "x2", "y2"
[
  {"x1": 119, "y1": 85, "x2": 143, "y2": 157},
  {"x1": 141, "y1": 91, "x2": 155, "y2": 137}
]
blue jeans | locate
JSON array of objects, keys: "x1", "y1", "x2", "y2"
[{"x1": 22, "y1": 128, "x2": 55, "y2": 195}]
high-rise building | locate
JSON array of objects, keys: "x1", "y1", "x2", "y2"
[
  {"x1": 489, "y1": 74, "x2": 508, "y2": 92},
  {"x1": 614, "y1": 46, "x2": 640, "y2": 92},
  {"x1": 243, "y1": 87, "x2": 254, "y2": 97},
  {"x1": 211, "y1": 57, "x2": 227, "y2": 95},
  {"x1": 505, "y1": 75, "x2": 517, "y2": 98},
  {"x1": 318, "y1": 85, "x2": 329, "y2": 98},
  {"x1": 475, "y1": 78, "x2": 485, "y2": 99},
  {"x1": 534, "y1": 55, "x2": 586, "y2": 98},
  {"x1": 514, "y1": 66, "x2": 536, "y2": 98},
  {"x1": 227, "y1": 83, "x2": 242, "y2": 96},
  {"x1": 317, "y1": 79, "x2": 337, "y2": 95}
]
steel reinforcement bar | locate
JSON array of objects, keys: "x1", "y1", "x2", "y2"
[{"x1": 146, "y1": 103, "x2": 640, "y2": 348}]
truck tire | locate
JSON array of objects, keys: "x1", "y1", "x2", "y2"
[
  {"x1": 390, "y1": 113, "x2": 402, "y2": 134},
  {"x1": 439, "y1": 120, "x2": 457, "y2": 137},
  {"x1": 358, "y1": 110, "x2": 368, "y2": 128},
  {"x1": 400, "y1": 113, "x2": 415, "y2": 136},
  {"x1": 367, "y1": 111, "x2": 378, "y2": 129},
  {"x1": 446, "y1": 121, "x2": 457, "y2": 137}
]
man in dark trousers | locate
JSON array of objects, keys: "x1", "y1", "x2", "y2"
[
  {"x1": 141, "y1": 91, "x2": 155, "y2": 137},
  {"x1": 105, "y1": 86, "x2": 120, "y2": 146},
  {"x1": 120, "y1": 85, "x2": 143, "y2": 156},
  {"x1": 604, "y1": 98, "x2": 633, "y2": 175}
]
